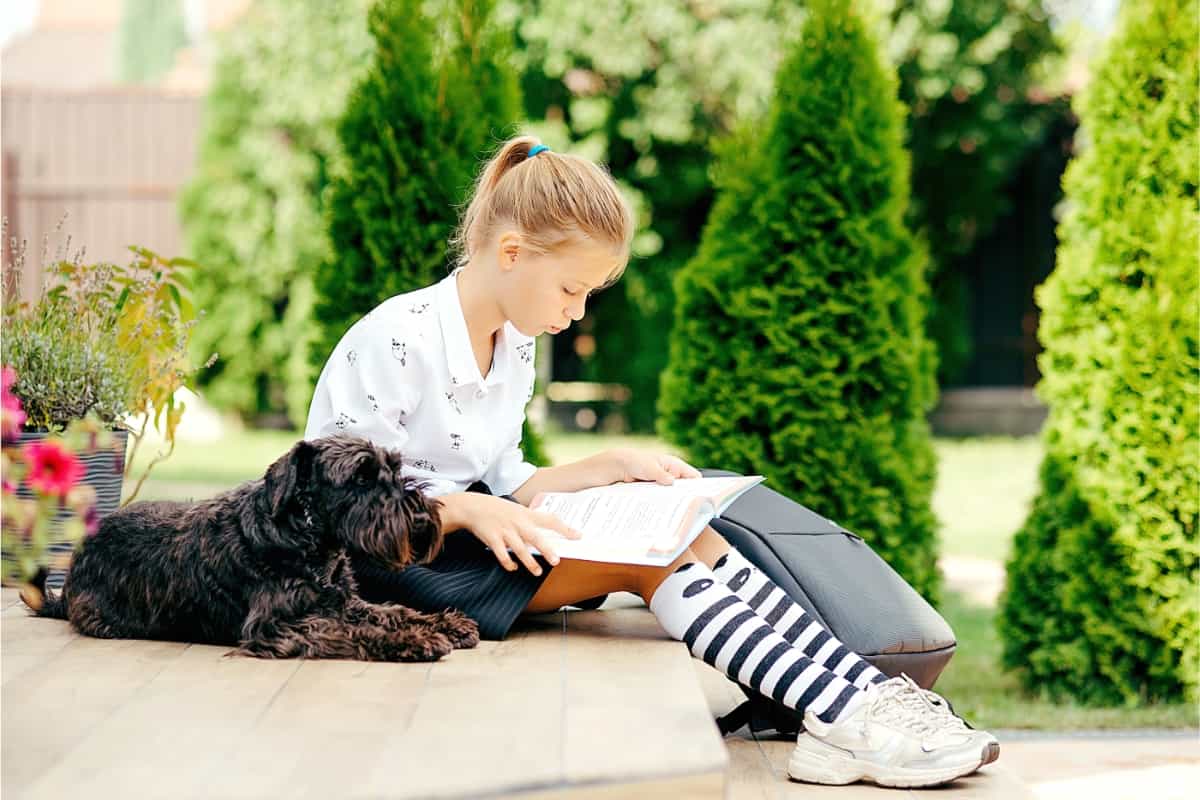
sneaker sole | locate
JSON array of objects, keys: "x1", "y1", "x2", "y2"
[{"x1": 787, "y1": 738, "x2": 987, "y2": 789}]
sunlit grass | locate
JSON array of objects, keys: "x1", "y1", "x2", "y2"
[
  {"x1": 935, "y1": 589, "x2": 1197, "y2": 731},
  {"x1": 931, "y1": 436, "x2": 1043, "y2": 563}
]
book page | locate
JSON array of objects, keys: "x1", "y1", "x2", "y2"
[
  {"x1": 532, "y1": 490, "x2": 698, "y2": 550},
  {"x1": 563, "y1": 476, "x2": 760, "y2": 504},
  {"x1": 526, "y1": 475, "x2": 765, "y2": 564}
]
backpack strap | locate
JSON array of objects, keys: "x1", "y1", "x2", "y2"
[
  {"x1": 715, "y1": 690, "x2": 806, "y2": 737},
  {"x1": 715, "y1": 701, "x2": 755, "y2": 736}
]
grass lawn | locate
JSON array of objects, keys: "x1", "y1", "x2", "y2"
[
  {"x1": 123, "y1": 426, "x2": 1197, "y2": 731},
  {"x1": 930, "y1": 436, "x2": 1043, "y2": 563},
  {"x1": 935, "y1": 589, "x2": 1197, "y2": 731}
]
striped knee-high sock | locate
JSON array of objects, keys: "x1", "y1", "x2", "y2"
[
  {"x1": 648, "y1": 561, "x2": 867, "y2": 724},
  {"x1": 712, "y1": 548, "x2": 888, "y2": 690}
]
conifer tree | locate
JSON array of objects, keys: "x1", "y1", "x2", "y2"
[
  {"x1": 313, "y1": 0, "x2": 546, "y2": 463},
  {"x1": 998, "y1": 0, "x2": 1199, "y2": 704},
  {"x1": 658, "y1": 0, "x2": 941, "y2": 601}
]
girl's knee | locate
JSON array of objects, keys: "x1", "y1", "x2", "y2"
[
  {"x1": 690, "y1": 526, "x2": 732, "y2": 568},
  {"x1": 634, "y1": 547, "x2": 702, "y2": 605}
]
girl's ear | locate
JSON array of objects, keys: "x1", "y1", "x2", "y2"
[{"x1": 497, "y1": 230, "x2": 522, "y2": 270}]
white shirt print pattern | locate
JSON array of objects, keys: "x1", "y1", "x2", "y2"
[{"x1": 304, "y1": 268, "x2": 539, "y2": 498}]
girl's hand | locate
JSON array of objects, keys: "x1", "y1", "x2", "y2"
[
  {"x1": 606, "y1": 448, "x2": 702, "y2": 485},
  {"x1": 451, "y1": 492, "x2": 583, "y2": 576}
]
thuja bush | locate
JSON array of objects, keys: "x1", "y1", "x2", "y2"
[
  {"x1": 312, "y1": 0, "x2": 546, "y2": 464},
  {"x1": 658, "y1": 0, "x2": 942, "y2": 602},
  {"x1": 997, "y1": 0, "x2": 1199, "y2": 705}
]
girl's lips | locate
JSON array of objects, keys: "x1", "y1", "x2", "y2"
[{"x1": 548, "y1": 325, "x2": 563, "y2": 334}]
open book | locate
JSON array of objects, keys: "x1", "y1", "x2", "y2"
[{"x1": 527, "y1": 475, "x2": 765, "y2": 566}]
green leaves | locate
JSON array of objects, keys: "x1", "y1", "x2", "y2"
[
  {"x1": 658, "y1": 0, "x2": 941, "y2": 603},
  {"x1": 999, "y1": 0, "x2": 1199, "y2": 706},
  {"x1": 310, "y1": 0, "x2": 548, "y2": 465},
  {"x1": 180, "y1": 0, "x2": 376, "y2": 427}
]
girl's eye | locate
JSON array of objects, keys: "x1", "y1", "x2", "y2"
[{"x1": 563, "y1": 287, "x2": 579, "y2": 297}]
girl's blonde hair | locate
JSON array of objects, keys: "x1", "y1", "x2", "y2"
[{"x1": 450, "y1": 135, "x2": 635, "y2": 289}]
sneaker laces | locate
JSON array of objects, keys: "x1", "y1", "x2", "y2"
[
  {"x1": 886, "y1": 673, "x2": 971, "y2": 733},
  {"x1": 915, "y1": 688, "x2": 971, "y2": 730},
  {"x1": 862, "y1": 677, "x2": 942, "y2": 737}
]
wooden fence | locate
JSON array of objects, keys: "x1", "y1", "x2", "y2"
[{"x1": 1, "y1": 88, "x2": 202, "y2": 303}]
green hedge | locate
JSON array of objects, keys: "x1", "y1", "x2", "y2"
[
  {"x1": 997, "y1": 0, "x2": 1199, "y2": 705},
  {"x1": 311, "y1": 0, "x2": 547, "y2": 465},
  {"x1": 180, "y1": 0, "x2": 373, "y2": 427},
  {"x1": 512, "y1": 0, "x2": 1060, "y2": 429},
  {"x1": 657, "y1": 0, "x2": 942, "y2": 603}
]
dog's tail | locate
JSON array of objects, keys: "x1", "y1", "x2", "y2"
[{"x1": 21, "y1": 567, "x2": 68, "y2": 619}]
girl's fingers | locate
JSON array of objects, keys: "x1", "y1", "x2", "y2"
[
  {"x1": 665, "y1": 455, "x2": 700, "y2": 479},
  {"x1": 504, "y1": 531, "x2": 542, "y2": 576},
  {"x1": 488, "y1": 531, "x2": 518, "y2": 571},
  {"x1": 535, "y1": 512, "x2": 583, "y2": 539},
  {"x1": 525, "y1": 526, "x2": 560, "y2": 566}
]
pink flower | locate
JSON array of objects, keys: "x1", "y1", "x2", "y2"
[
  {"x1": 22, "y1": 439, "x2": 85, "y2": 497},
  {"x1": 66, "y1": 483, "x2": 100, "y2": 536},
  {"x1": 82, "y1": 504, "x2": 100, "y2": 537},
  {"x1": 1, "y1": 366, "x2": 26, "y2": 442}
]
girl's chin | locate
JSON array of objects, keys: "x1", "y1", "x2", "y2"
[{"x1": 514, "y1": 321, "x2": 545, "y2": 337}]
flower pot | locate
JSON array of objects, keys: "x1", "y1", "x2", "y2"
[{"x1": 7, "y1": 428, "x2": 128, "y2": 596}]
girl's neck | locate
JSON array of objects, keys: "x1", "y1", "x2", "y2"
[{"x1": 454, "y1": 266, "x2": 504, "y2": 344}]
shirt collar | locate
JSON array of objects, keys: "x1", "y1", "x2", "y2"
[{"x1": 435, "y1": 269, "x2": 529, "y2": 389}]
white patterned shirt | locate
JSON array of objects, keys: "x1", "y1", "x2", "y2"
[{"x1": 304, "y1": 268, "x2": 539, "y2": 498}]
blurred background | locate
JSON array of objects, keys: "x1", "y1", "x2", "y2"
[{"x1": 2, "y1": 0, "x2": 1117, "y2": 441}]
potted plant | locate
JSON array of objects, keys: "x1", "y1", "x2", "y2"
[
  {"x1": 1, "y1": 225, "x2": 216, "y2": 601},
  {"x1": 1, "y1": 375, "x2": 110, "y2": 609}
]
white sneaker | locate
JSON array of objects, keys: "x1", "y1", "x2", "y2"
[
  {"x1": 894, "y1": 675, "x2": 1000, "y2": 767},
  {"x1": 788, "y1": 676, "x2": 985, "y2": 788}
]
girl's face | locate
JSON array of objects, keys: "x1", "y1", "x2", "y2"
[{"x1": 498, "y1": 234, "x2": 620, "y2": 338}]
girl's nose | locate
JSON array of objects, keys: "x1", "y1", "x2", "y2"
[{"x1": 566, "y1": 297, "x2": 587, "y2": 321}]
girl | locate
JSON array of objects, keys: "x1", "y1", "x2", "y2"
[{"x1": 304, "y1": 135, "x2": 997, "y2": 789}]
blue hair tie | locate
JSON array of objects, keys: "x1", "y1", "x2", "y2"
[{"x1": 528, "y1": 144, "x2": 550, "y2": 159}]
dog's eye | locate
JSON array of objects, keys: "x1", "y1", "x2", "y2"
[{"x1": 354, "y1": 462, "x2": 378, "y2": 485}]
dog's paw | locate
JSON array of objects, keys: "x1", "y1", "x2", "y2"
[
  {"x1": 434, "y1": 609, "x2": 480, "y2": 649},
  {"x1": 393, "y1": 630, "x2": 454, "y2": 662}
]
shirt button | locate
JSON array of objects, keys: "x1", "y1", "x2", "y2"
[{"x1": 475, "y1": 389, "x2": 486, "y2": 400}]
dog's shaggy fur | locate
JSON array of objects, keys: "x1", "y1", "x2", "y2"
[{"x1": 29, "y1": 435, "x2": 479, "y2": 661}]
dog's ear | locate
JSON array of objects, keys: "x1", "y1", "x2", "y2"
[{"x1": 264, "y1": 440, "x2": 315, "y2": 520}]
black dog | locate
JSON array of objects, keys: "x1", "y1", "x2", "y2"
[{"x1": 29, "y1": 435, "x2": 479, "y2": 661}]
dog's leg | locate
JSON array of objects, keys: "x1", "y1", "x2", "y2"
[
  {"x1": 238, "y1": 614, "x2": 454, "y2": 662},
  {"x1": 66, "y1": 591, "x2": 150, "y2": 639},
  {"x1": 345, "y1": 597, "x2": 480, "y2": 650},
  {"x1": 418, "y1": 608, "x2": 480, "y2": 650}
]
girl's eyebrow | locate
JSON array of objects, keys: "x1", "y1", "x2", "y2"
[{"x1": 571, "y1": 268, "x2": 619, "y2": 292}]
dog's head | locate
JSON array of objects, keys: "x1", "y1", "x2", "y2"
[{"x1": 261, "y1": 435, "x2": 444, "y2": 568}]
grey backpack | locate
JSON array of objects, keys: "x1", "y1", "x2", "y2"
[{"x1": 700, "y1": 469, "x2": 957, "y2": 737}]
